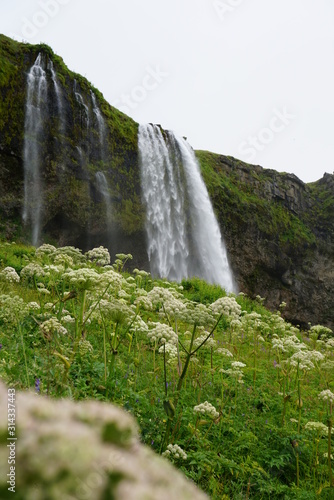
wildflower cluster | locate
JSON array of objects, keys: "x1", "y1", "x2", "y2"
[
  {"x1": 39, "y1": 318, "x2": 68, "y2": 338},
  {"x1": 79, "y1": 340, "x2": 93, "y2": 356},
  {"x1": 193, "y1": 401, "x2": 219, "y2": 419},
  {"x1": 216, "y1": 347, "x2": 233, "y2": 357},
  {"x1": 35, "y1": 244, "x2": 57, "y2": 259},
  {"x1": 0, "y1": 294, "x2": 29, "y2": 324},
  {"x1": 193, "y1": 333, "x2": 216, "y2": 350},
  {"x1": 147, "y1": 322, "x2": 178, "y2": 345},
  {"x1": 220, "y1": 361, "x2": 246, "y2": 383},
  {"x1": 147, "y1": 286, "x2": 187, "y2": 318},
  {"x1": 305, "y1": 421, "x2": 329, "y2": 436},
  {"x1": 162, "y1": 444, "x2": 187, "y2": 460},
  {"x1": 210, "y1": 296, "x2": 241, "y2": 318},
  {"x1": 318, "y1": 390, "x2": 334, "y2": 404},
  {"x1": 85, "y1": 246, "x2": 110, "y2": 266},
  {"x1": 272, "y1": 334, "x2": 306, "y2": 353},
  {"x1": 64, "y1": 268, "x2": 101, "y2": 290},
  {"x1": 20, "y1": 263, "x2": 46, "y2": 283},
  {"x1": 0, "y1": 267, "x2": 20, "y2": 283},
  {"x1": 159, "y1": 342, "x2": 178, "y2": 364}
]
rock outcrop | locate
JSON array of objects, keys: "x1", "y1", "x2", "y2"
[
  {"x1": 198, "y1": 152, "x2": 333, "y2": 329},
  {"x1": 0, "y1": 381, "x2": 208, "y2": 499}
]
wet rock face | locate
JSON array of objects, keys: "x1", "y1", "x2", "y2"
[
  {"x1": 0, "y1": 382, "x2": 208, "y2": 500},
  {"x1": 0, "y1": 35, "x2": 145, "y2": 265}
]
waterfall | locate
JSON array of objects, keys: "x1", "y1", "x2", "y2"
[
  {"x1": 22, "y1": 53, "x2": 48, "y2": 247},
  {"x1": 138, "y1": 124, "x2": 189, "y2": 281},
  {"x1": 138, "y1": 123, "x2": 235, "y2": 292},
  {"x1": 91, "y1": 91, "x2": 107, "y2": 156},
  {"x1": 74, "y1": 80, "x2": 90, "y2": 129},
  {"x1": 48, "y1": 60, "x2": 64, "y2": 134},
  {"x1": 175, "y1": 137, "x2": 235, "y2": 292},
  {"x1": 95, "y1": 172, "x2": 113, "y2": 236}
]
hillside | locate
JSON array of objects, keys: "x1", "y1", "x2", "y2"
[
  {"x1": 0, "y1": 34, "x2": 333, "y2": 329},
  {"x1": 0, "y1": 242, "x2": 333, "y2": 498}
]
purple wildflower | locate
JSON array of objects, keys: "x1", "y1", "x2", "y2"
[{"x1": 35, "y1": 378, "x2": 40, "y2": 393}]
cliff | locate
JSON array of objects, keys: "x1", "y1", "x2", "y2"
[
  {"x1": 0, "y1": 34, "x2": 147, "y2": 268},
  {"x1": 198, "y1": 152, "x2": 333, "y2": 329},
  {"x1": 0, "y1": 34, "x2": 333, "y2": 329}
]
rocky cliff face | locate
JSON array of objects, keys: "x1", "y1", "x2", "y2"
[
  {"x1": 198, "y1": 152, "x2": 333, "y2": 329},
  {"x1": 0, "y1": 35, "x2": 147, "y2": 269},
  {"x1": 0, "y1": 35, "x2": 333, "y2": 329}
]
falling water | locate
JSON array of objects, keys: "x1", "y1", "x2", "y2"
[
  {"x1": 175, "y1": 137, "x2": 235, "y2": 291},
  {"x1": 138, "y1": 124, "x2": 189, "y2": 281},
  {"x1": 138, "y1": 123, "x2": 235, "y2": 292},
  {"x1": 91, "y1": 91, "x2": 107, "y2": 155},
  {"x1": 22, "y1": 53, "x2": 48, "y2": 246},
  {"x1": 95, "y1": 172, "x2": 113, "y2": 236},
  {"x1": 74, "y1": 80, "x2": 90, "y2": 129},
  {"x1": 48, "y1": 60, "x2": 65, "y2": 134}
]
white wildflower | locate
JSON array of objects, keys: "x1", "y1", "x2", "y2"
[
  {"x1": 318, "y1": 390, "x2": 334, "y2": 404},
  {"x1": 62, "y1": 315, "x2": 75, "y2": 324},
  {"x1": 20, "y1": 263, "x2": 45, "y2": 282},
  {"x1": 79, "y1": 339, "x2": 93, "y2": 356},
  {"x1": 86, "y1": 246, "x2": 110, "y2": 266},
  {"x1": 231, "y1": 361, "x2": 246, "y2": 369},
  {"x1": 193, "y1": 334, "x2": 216, "y2": 350},
  {"x1": 64, "y1": 268, "x2": 101, "y2": 290},
  {"x1": 40, "y1": 317, "x2": 68, "y2": 337},
  {"x1": 162, "y1": 444, "x2": 187, "y2": 460},
  {"x1": 147, "y1": 322, "x2": 178, "y2": 345},
  {"x1": 216, "y1": 347, "x2": 233, "y2": 357},
  {"x1": 27, "y1": 301, "x2": 40, "y2": 310},
  {"x1": 159, "y1": 342, "x2": 178, "y2": 365},
  {"x1": 210, "y1": 296, "x2": 241, "y2": 318},
  {"x1": 1, "y1": 267, "x2": 20, "y2": 283},
  {"x1": 305, "y1": 421, "x2": 329, "y2": 436},
  {"x1": 35, "y1": 244, "x2": 56, "y2": 258},
  {"x1": 193, "y1": 401, "x2": 219, "y2": 419}
]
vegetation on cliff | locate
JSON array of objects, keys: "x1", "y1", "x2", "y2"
[
  {"x1": 196, "y1": 151, "x2": 334, "y2": 329},
  {"x1": 0, "y1": 241, "x2": 333, "y2": 498},
  {"x1": 0, "y1": 34, "x2": 143, "y2": 244}
]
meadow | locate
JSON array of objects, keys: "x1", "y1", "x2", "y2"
[{"x1": 0, "y1": 241, "x2": 333, "y2": 499}]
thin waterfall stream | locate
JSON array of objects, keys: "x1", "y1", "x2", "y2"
[{"x1": 22, "y1": 53, "x2": 47, "y2": 246}]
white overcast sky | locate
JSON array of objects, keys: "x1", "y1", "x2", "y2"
[{"x1": 1, "y1": 0, "x2": 334, "y2": 183}]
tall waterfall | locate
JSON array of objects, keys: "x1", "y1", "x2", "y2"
[
  {"x1": 22, "y1": 53, "x2": 47, "y2": 247},
  {"x1": 95, "y1": 172, "x2": 113, "y2": 237},
  {"x1": 138, "y1": 123, "x2": 235, "y2": 292}
]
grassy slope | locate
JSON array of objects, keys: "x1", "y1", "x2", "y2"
[
  {"x1": 0, "y1": 241, "x2": 333, "y2": 499},
  {"x1": 195, "y1": 150, "x2": 318, "y2": 249}
]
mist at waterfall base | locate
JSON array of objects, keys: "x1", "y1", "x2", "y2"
[
  {"x1": 22, "y1": 55, "x2": 236, "y2": 293},
  {"x1": 138, "y1": 124, "x2": 236, "y2": 293}
]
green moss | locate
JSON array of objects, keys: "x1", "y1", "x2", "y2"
[{"x1": 196, "y1": 150, "x2": 317, "y2": 249}]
